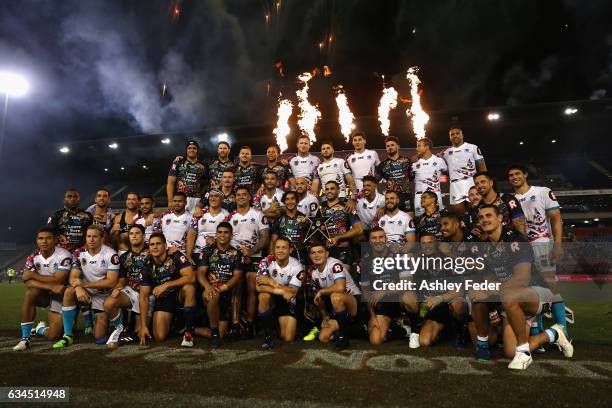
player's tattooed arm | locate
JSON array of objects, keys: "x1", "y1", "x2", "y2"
[{"x1": 250, "y1": 228, "x2": 270, "y2": 255}]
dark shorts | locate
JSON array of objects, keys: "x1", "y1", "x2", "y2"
[
  {"x1": 153, "y1": 290, "x2": 182, "y2": 314},
  {"x1": 272, "y1": 294, "x2": 298, "y2": 318},
  {"x1": 329, "y1": 247, "x2": 352, "y2": 266},
  {"x1": 245, "y1": 257, "x2": 263, "y2": 274},
  {"x1": 424, "y1": 303, "x2": 451, "y2": 325},
  {"x1": 398, "y1": 193, "x2": 412, "y2": 213},
  {"x1": 323, "y1": 293, "x2": 360, "y2": 315},
  {"x1": 374, "y1": 302, "x2": 401, "y2": 319}
]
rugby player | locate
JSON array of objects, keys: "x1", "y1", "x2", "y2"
[
  {"x1": 507, "y1": 164, "x2": 570, "y2": 335},
  {"x1": 226, "y1": 185, "x2": 270, "y2": 338},
  {"x1": 139, "y1": 195, "x2": 157, "y2": 243},
  {"x1": 86, "y1": 188, "x2": 114, "y2": 233},
  {"x1": 47, "y1": 188, "x2": 93, "y2": 251},
  {"x1": 462, "y1": 186, "x2": 482, "y2": 232},
  {"x1": 14, "y1": 228, "x2": 72, "y2": 351},
  {"x1": 269, "y1": 191, "x2": 309, "y2": 265},
  {"x1": 199, "y1": 169, "x2": 237, "y2": 213},
  {"x1": 186, "y1": 189, "x2": 228, "y2": 265},
  {"x1": 355, "y1": 176, "x2": 386, "y2": 234},
  {"x1": 260, "y1": 144, "x2": 293, "y2": 189},
  {"x1": 53, "y1": 224, "x2": 120, "y2": 348},
  {"x1": 156, "y1": 192, "x2": 191, "y2": 253},
  {"x1": 103, "y1": 224, "x2": 149, "y2": 347},
  {"x1": 411, "y1": 138, "x2": 447, "y2": 216},
  {"x1": 414, "y1": 191, "x2": 442, "y2": 240},
  {"x1": 256, "y1": 170, "x2": 285, "y2": 219},
  {"x1": 111, "y1": 192, "x2": 142, "y2": 254},
  {"x1": 346, "y1": 131, "x2": 380, "y2": 192},
  {"x1": 474, "y1": 171, "x2": 526, "y2": 236},
  {"x1": 308, "y1": 243, "x2": 361, "y2": 349},
  {"x1": 314, "y1": 140, "x2": 358, "y2": 210},
  {"x1": 474, "y1": 205, "x2": 572, "y2": 369},
  {"x1": 167, "y1": 140, "x2": 208, "y2": 213},
  {"x1": 377, "y1": 190, "x2": 416, "y2": 251},
  {"x1": 319, "y1": 181, "x2": 363, "y2": 266},
  {"x1": 207, "y1": 141, "x2": 234, "y2": 189},
  {"x1": 256, "y1": 237, "x2": 304, "y2": 349},
  {"x1": 196, "y1": 222, "x2": 244, "y2": 348},
  {"x1": 234, "y1": 146, "x2": 263, "y2": 195},
  {"x1": 443, "y1": 126, "x2": 486, "y2": 214},
  {"x1": 376, "y1": 135, "x2": 412, "y2": 212},
  {"x1": 138, "y1": 233, "x2": 197, "y2": 347},
  {"x1": 288, "y1": 135, "x2": 320, "y2": 194},
  {"x1": 295, "y1": 177, "x2": 320, "y2": 217}
]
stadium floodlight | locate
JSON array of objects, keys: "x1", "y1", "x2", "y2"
[
  {"x1": 161, "y1": 138, "x2": 171, "y2": 144},
  {"x1": 0, "y1": 72, "x2": 29, "y2": 97},
  {"x1": 108, "y1": 142, "x2": 119, "y2": 149},
  {"x1": 104, "y1": 168, "x2": 108, "y2": 172},
  {"x1": 594, "y1": 218, "x2": 599, "y2": 222},
  {"x1": 217, "y1": 132, "x2": 229, "y2": 142},
  {"x1": 120, "y1": 166, "x2": 125, "y2": 171},
  {"x1": 564, "y1": 107, "x2": 578, "y2": 116},
  {"x1": 487, "y1": 112, "x2": 501, "y2": 121},
  {"x1": 519, "y1": 141, "x2": 524, "y2": 145},
  {"x1": 583, "y1": 220, "x2": 589, "y2": 224},
  {"x1": 142, "y1": 164, "x2": 148, "y2": 169},
  {"x1": 59, "y1": 146, "x2": 70, "y2": 154},
  {"x1": 551, "y1": 139, "x2": 557, "y2": 143}
]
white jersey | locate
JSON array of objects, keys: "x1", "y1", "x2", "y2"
[
  {"x1": 227, "y1": 207, "x2": 270, "y2": 256},
  {"x1": 412, "y1": 155, "x2": 448, "y2": 193},
  {"x1": 442, "y1": 142, "x2": 484, "y2": 181},
  {"x1": 72, "y1": 245, "x2": 120, "y2": 283},
  {"x1": 190, "y1": 208, "x2": 229, "y2": 253},
  {"x1": 346, "y1": 149, "x2": 380, "y2": 191},
  {"x1": 514, "y1": 186, "x2": 560, "y2": 243},
  {"x1": 377, "y1": 210, "x2": 416, "y2": 244},
  {"x1": 257, "y1": 255, "x2": 304, "y2": 288},
  {"x1": 298, "y1": 193, "x2": 320, "y2": 217},
  {"x1": 356, "y1": 192, "x2": 386, "y2": 230},
  {"x1": 315, "y1": 158, "x2": 352, "y2": 197},
  {"x1": 309, "y1": 257, "x2": 361, "y2": 296},
  {"x1": 159, "y1": 210, "x2": 192, "y2": 252},
  {"x1": 289, "y1": 153, "x2": 320, "y2": 181},
  {"x1": 25, "y1": 247, "x2": 72, "y2": 277},
  {"x1": 257, "y1": 188, "x2": 285, "y2": 211}
]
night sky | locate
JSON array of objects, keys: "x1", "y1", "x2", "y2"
[{"x1": 0, "y1": 0, "x2": 611, "y2": 241}]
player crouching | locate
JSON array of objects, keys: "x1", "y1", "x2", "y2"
[
  {"x1": 256, "y1": 237, "x2": 304, "y2": 349},
  {"x1": 307, "y1": 243, "x2": 361, "y2": 349},
  {"x1": 138, "y1": 233, "x2": 197, "y2": 347},
  {"x1": 14, "y1": 228, "x2": 72, "y2": 351}
]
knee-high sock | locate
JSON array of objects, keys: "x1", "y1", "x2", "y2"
[{"x1": 62, "y1": 306, "x2": 77, "y2": 337}]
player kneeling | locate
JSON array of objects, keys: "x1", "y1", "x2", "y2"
[
  {"x1": 53, "y1": 225, "x2": 120, "y2": 348},
  {"x1": 256, "y1": 237, "x2": 304, "y2": 349},
  {"x1": 14, "y1": 228, "x2": 72, "y2": 351},
  {"x1": 103, "y1": 225, "x2": 150, "y2": 347},
  {"x1": 138, "y1": 233, "x2": 197, "y2": 347},
  {"x1": 196, "y1": 222, "x2": 244, "y2": 348},
  {"x1": 308, "y1": 244, "x2": 361, "y2": 349}
]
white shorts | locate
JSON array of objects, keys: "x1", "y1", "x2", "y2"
[
  {"x1": 186, "y1": 197, "x2": 200, "y2": 214},
  {"x1": 526, "y1": 286, "x2": 554, "y2": 323},
  {"x1": 531, "y1": 242, "x2": 556, "y2": 273},
  {"x1": 49, "y1": 299, "x2": 62, "y2": 313},
  {"x1": 449, "y1": 178, "x2": 474, "y2": 205},
  {"x1": 414, "y1": 191, "x2": 443, "y2": 217},
  {"x1": 85, "y1": 289, "x2": 110, "y2": 312},
  {"x1": 121, "y1": 286, "x2": 140, "y2": 314}
]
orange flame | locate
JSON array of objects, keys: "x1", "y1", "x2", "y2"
[
  {"x1": 378, "y1": 86, "x2": 398, "y2": 136},
  {"x1": 161, "y1": 83, "x2": 167, "y2": 96},
  {"x1": 335, "y1": 86, "x2": 355, "y2": 143},
  {"x1": 274, "y1": 62, "x2": 284, "y2": 77},
  {"x1": 323, "y1": 65, "x2": 332, "y2": 76},
  {"x1": 296, "y1": 72, "x2": 321, "y2": 143},
  {"x1": 405, "y1": 67, "x2": 429, "y2": 140},
  {"x1": 273, "y1": 97, "x2": 293, "y2": 153}
]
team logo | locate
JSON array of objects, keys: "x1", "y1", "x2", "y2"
[
  {"x1": 272, "y1": 269, "x2": 278, "y2": 277},
  {"x1": 81, "y1": 258, "x2": 87, "y2": 266},
  {"x1": 367, "y1": 155, "x2": 371, "y2": 160},
  {"x1": 101, "y1": 259, "x2": 107, "y2": 267},
  {"x1": 416, "y1": 163, "x2": 421, "y2": 169},
  {"x1": 549, "y1": 191, "x2": 557, "y2": 201},
  {"x1": 464, "y1": 148, "x2": 469, "y2": 152},
  {"x1": 111, "y1": 254, "x2": 120, "y2": 265},
  {"x1": 351, "y1": 157, "x2": 356, "y2": 163},
  {"x1": 293, "y1": 160, "x2": 298, "y2": 166},
  {"x1": 183, "y1": 220, "x2": 188, "y2": 226},
  {"x1": 448, "y1": 151, "x2": 454, "y2": 156},
  {"x1": 310, "y1": 161, "x2": 313, "y2": 165},
  {"x1": 250, "y1": 217, "x2": 256, "y2": 223},
  {"x1": 380, "y1": 220, "x2": 386, "y2": 226},
  {"x1": 530, "y1": 195, "x2": 536, "y2": 202},
  {"x1": 510, "y1": 242, "x2": 520, "y2": 253},
  {"x1": 35, "y1": 262, "x2": 41, "y2": 269},
  {"x1": 332, "y1": 263, "x2": 343, "y2": 273},
  {"x1": 297, "y1": 271, "x2": 305, "y2": 281},
  {"x1": 433, "y1": 162, "x2": 437, "y2": 167},
  {"x1": 165, "y1": 219, "x2": 171, "y2": 225},
  {"x1": 362, "y1": 202, "x2": 367, "y2": 209},
  {"x1": 398, "y1": 220, "x2": 402, "y2": 225},
  {"x1": 233, "y1": 220, "x2": 238, "y2": 226}
]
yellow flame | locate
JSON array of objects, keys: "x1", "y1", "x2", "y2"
[
  {"x1": 378, "y1": 86, "x2": 398, "y2": 136},
  {"x1": 162, "y1": 83, "x2": 167, "y2": 96},
  {"x1": 406, "y1": 67, "x2": 429, "y2": 140},
  {"x1": 273, "y1": 98, "x2": 293, "y2": 154},
  {"x1": 335, "y1": 86, "x2": 355, "y2": 143},
  {"x1": 296, "y1": 73, "x2": 321, "y2": 143}
]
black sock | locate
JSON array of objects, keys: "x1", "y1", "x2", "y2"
[
  {"x1": 210, "y1": 326, "x2": 219, "y2": 336},
  {"x1": 408, "y1": 312, "x2": 421, "y2": 334},
  {"x1": 334, "y1": 310, "x2": 349, "y2": 336},
  {"x1": 183, "y1": 307, "x2": 194, "y2": 333},
  {"x1": 258, "y1": 310, "x2": 275, "y2": 337}
]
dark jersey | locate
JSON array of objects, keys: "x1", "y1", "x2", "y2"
[
  {"x1": 478, "y1": 193, "x2": 524, "y2": 230},
  {"x1": 260, "y1": 162, "x2": 293, "y2": 189},
  {"x1": 414, "y1": 253, "x2": 458, "y2": 298},
  {"x1": 141, "y1": 252, "x2": 191, "y2": 296},
  {"x1": 483, "y1": 228, "x2": 532, "y2": 283},
  {"x1": 168, "y1": 157, "x2": 208, "y2": 198},
  {"x1": 271, "y1": 211, "x2": 308, "y2": 261},
  {"x1": 235, "y1": 163, "x2": 263, "y2": 194},
  {"x1": 319, "y1": 200, "x2": 360, "y2": 247},
  {"x1": 415, "y1": 210, "x2": 442, "y2": 240},
  {"x1": 207, "y1": 159, "x2": 234, "y2": 186},
  {"x1": 462, "y1": 206, "x2": 481, "y2": 231},
  {"x1": 197, "y1": 245, "x2": 244, "y2": 286},
  {"x1": 47, "y1": 208, "x2": 93, "y2": 251},
  {"x1": 119, "y1": 247, "x2": 149, "y2": 290},
  {"x1": 377, "y1": 155, "x2": 412, "y2": 195}
]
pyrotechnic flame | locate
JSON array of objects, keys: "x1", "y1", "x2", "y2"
[
  {"x1": 323, "y1": 65, "x2": 332, "y2": 76},
  {"x1": 335, "y1": 86, "x2": 355, "y2": 143},
  {"x1": 378, "y1": 86, "x2": 398, "y2": 136},
  {"x1": 296, "y1": 72, "x2": 321, "y2": 143},
  {"x1": 161, "y1": 83, "x2": 167, "y2": 96},
  {"x1": 273, "y1": 97, "x2": 293, "y2": 153},
  {"x1": 406, "y1": 67, "x2": 429, "y2": 140},
  {"x1": 275, "y1": 0, "x2": 281, "y2": 15}
]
